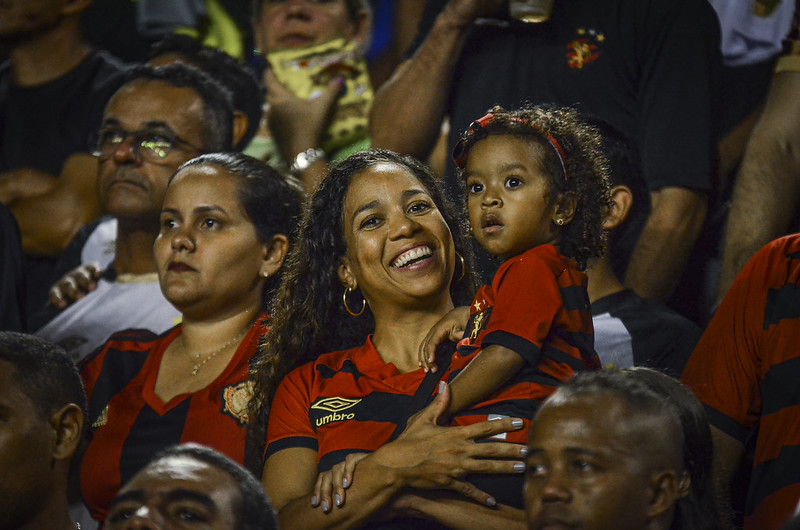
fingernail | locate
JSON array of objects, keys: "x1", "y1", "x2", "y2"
[
  {"x1": 512, "y1": 418, "x2": 524, "y2": 429},
  {"x1": 486, "y1": 497, "x2": 497, "y2": 507},
  {"x1": 438, "y1": 381, "x2": 446, "y2": 393},
  {"x1": 335, "y1": 494, "x2": 342, "y2": 507},
  {"x1": 520, "y1": 446, "x2": 529, "y2": 457},
  {"x1": 342, "y1": 478, "x2": 349, "y2": 488},
  {"x1": 513, "y1": 462, "x2": 525, "y2": 473},
  {"x1": 311, "y1": 495, "x2": 318, "y2": 506},
  {"x1": 321, "y1": 500, "x2": 329, "y2": 512}
]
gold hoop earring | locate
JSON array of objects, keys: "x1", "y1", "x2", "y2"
[
  {"x1": 342, "y1": 286, "x2": 366, "y2": 317},
  {"x1": 454, "y1": 251, "x2": 465, "y2": 282}
]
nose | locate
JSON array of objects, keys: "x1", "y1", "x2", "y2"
[
  {"x1": 539, "y1": 472, "x2": 572, "y2": 503},
  {"x1": 120, "y1": 506, "x2": 159, "y2": 529},
  {"x1": 170, "y1": 225, "x2": 196, "y2": 253},
  {"x1": 388, "y1": 212, "x2": 421, "y2": 240},
  {"x1": 285, "y1": 0, "x2": 311, "y2": 17},
  {"x1": 481, "y1": 182, "x2": 502, "y2": 209},
  {"x1": 111, "y1": 135, "x2": 142, "y2": 165}
]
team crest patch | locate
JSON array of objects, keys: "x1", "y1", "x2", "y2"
[
  {"x1": 92, "y1": 405, "x2": 108, "y2": 430},
  {"x1": 221, "y1": 381, "x2": 254, "y2": 426},
  {"x1": 566, "y1": 27, "x2": 604, "y2": 69},
  {"x1": 467, "y1": 305, "x2": 492, "y2": 341},
  {"x1": 311, "y1": 396, "x2": 362, "y2": 413}
]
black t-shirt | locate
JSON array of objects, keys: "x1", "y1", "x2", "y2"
[
  {"x1": 412, "y1": 0, "x2": 720, "y2": 198},
  {"x1": 0, "y1": 203, "x2": 25, "y2": 332},
  {"x1": 0, "y1": 50, "x2": 127, "y2": 175}
]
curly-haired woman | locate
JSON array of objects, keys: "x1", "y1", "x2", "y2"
[{"x1": 250, "y1": 149, "x2": 529, "y2": 529}]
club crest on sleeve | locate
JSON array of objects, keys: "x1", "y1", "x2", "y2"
[
  {"x1": 92, "y1": 404, "x2": 109, "y2": 430},
  {"x1": 467, "y1": 307, "x2": 492, "y2": 341},
  {"x1": 566, "y1": 27, "x2": 604, "y2": 69},
  {"x1": 221, "y1": 381, "x2": 254, "y2": 425}
]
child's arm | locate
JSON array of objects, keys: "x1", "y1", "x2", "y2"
[
  {"x1": 418, "y1": 305, "x2": 471, "y2": 373},
  {"x1": 445, "y1": 345, "x2": 525, "y2": 416}
]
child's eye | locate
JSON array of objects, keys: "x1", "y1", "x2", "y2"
[
  {"x1": 468, "y1": 182, "x2": 484, "y2": 194},
  {"x1": 570, "y1": 459, "x2": 597, "y2": 475},
  {"x1": 201, "y1": 218, "x2": 220, "y2": 229},
  {"x1": 505, "y1": 177, "x2": 523, "y2": 189},
  {"x1": 160, "y1": 218, "x2": 177, "y2": 231}
]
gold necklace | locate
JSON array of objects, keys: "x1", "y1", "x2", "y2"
[{"x1": 181, "y1": 328, "x2": 249, "y2": 376}]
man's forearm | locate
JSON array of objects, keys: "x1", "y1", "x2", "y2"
[
  {"x1": 370, "y1": 3, "x2": 491, "y2": 158},
  {"x1": 13, "y1": 153, "x2": 102, "y2": 256},
  {"x1": 716, "y1": 71, "x2": 800, "y2": 303},
  {"x1": 624, "y1": 187, "x2": 707, "y2": 301},
  {"x1": 0, "y1": 168, "x2": 58, "y2": 204}
]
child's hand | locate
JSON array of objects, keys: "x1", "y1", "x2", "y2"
[
  {"x1": 311, "y1": 452, "x2": 368, "y2": 512},
  {"x1": 419, "y1": 306, "x2": 471, "y2": 373}
]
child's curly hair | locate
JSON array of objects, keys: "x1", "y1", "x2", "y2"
[{"x1": 453, "y1": 104, "x2": 613, "y2": 269}]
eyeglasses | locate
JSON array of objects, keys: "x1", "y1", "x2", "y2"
[{"x1": 93, "y1": 127, "x2": 202, "y2": 162}]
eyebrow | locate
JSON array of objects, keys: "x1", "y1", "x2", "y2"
[
  {"x1": 163, "y1": 489, "x2": 219, "y2": 512},
  {"x1": 160, "y1": 206, "x2": 228, "y2": 217},
  {"x1": 108, "y1": 490, "x2": 146, "y2": 510},
  {"x1": 100, "y1": 119, "x2": 176, "y2": 134},
  {"x1": 351, "y1": 188, "x2": 428, "y2": 222}
]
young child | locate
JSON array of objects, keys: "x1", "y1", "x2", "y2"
[{"x1": 421, "y1": 104, "x2": 612, "y2": 417}]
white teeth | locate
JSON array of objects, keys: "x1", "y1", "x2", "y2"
[{"x1": 392, "y1": 246, "x2": 433, "y2": 268}]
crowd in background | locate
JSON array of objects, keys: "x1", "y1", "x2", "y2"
[{"x1": 2, "y1": 0, "x2": 800, "y2": 529}]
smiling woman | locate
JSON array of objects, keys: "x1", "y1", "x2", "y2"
[
  {"x1": 249, "y1": 149, "x2": 530, "y2": 529},
  {"x1": 78, "y1": 152, "x2": 302, "y2": 523}
]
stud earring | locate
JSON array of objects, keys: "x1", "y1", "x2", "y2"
[{"x1": 555, "y1": 218, "x2": 565, "y2": 226}]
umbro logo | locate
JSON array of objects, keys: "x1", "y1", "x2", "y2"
[{"x1": 311, "y1": 397, "x2": 361, "y2": 427}]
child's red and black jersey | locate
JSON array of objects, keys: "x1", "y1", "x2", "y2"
[
  {"x1": 79, "y1": 314, "x2": 267, "y2": 521},
  {"x1": 453, "y1": 244, "x2": 599, "y2": 399}
]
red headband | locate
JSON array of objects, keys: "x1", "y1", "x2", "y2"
[{"x1": 453, "y1": 112, "x2": 569, "y2": 184}]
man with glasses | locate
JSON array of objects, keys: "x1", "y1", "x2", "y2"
[{"x1": 34, "y1": 63, "x2": 235, "y2": 364}]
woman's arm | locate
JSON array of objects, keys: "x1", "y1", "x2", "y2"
[
  {"x1": 265, "y1": 386, "x2": 527, "y2": 529},
  {"x1": 398, "y1": 492, "x2": 526, "y2": 530}
]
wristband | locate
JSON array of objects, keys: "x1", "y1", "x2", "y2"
[{"x1": 289, "y1": 147, "x2": 326, "y2": 175}]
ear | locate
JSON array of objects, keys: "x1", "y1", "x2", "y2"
[
  {"x1": 49, "y1": 403, "x2": 84, "y2": 462},
  {"x1": 552, "y1": 191, "x2": 578, "y2": 226},
  {"x1": 646, "y1": 469, "x2": 681, "y2": 520},
  {"x1": 259, "y1": 234, "x2": 290, "y2": 279},
  {"x1": 337, "y1": 256, "x2": 357, "y2": 289},
  {"x1": 232, "y1": 111, "x2": 250, "y2": 149},
  {"x1": 602, "y1": 185, "x2": 633, "y2": 230},
  {"x1": 349, "y1": 10, "x2": 372, "y2": 49},
  {"x1": 61, "y1": 0, "x2": 93, "y2": 16}
]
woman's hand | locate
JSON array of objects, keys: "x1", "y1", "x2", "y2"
[
  {"x1": 49, "y1": 263, "x2": 102, "y2": 309},
  {"x1": 418, "y1": 305, "x2": 470, "y2": 372},
  {"x1": 312, "y1": 452, "x2": 368, "y2": 512},
  {"x1": 371, "y1": 383, "x2": 527, "y2": 507},
  {"x1": 264, "y1": 69, "x2": 343, "y2": 162}
]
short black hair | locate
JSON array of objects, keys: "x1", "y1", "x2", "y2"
[
  {"x1": 549, "y1": 368, "x2": 722, "y2": 530},
  {"x1": 582, "y1": 116, "x2": 649, "y2": 279},
  {"x1": 0, "y1": 332, "x2": 87, "y2": 420},
  {"x1": 176, "y1": 152, "x2": 303, "y2": 299},
  {"x1": 149, "y1": 443, "x2": 277, "y2": 530},
  {"x1": 148, "y1": 35, "x2": 263, "y2": 149},
  {"x1": 122, "y1": 64, "x2": 234, "y2": 153}
]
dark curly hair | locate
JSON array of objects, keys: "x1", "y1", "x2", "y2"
[
  {"x1": 454, "y1": 104, "x2": 613, "y2": 269},
  {"x1": 248, "y1": 149, "x2": 478, "y2": 450}
]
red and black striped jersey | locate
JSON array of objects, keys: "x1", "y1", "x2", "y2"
[
  {"x1": 79, "y1": 315, "x2": 267, "y2": 521},
  {"x1": 453, "y1": 244, "x2": 599, "y2": 398},
  {"x1": 682, "y1": 235, "x2": 800, "y2": 530}
]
